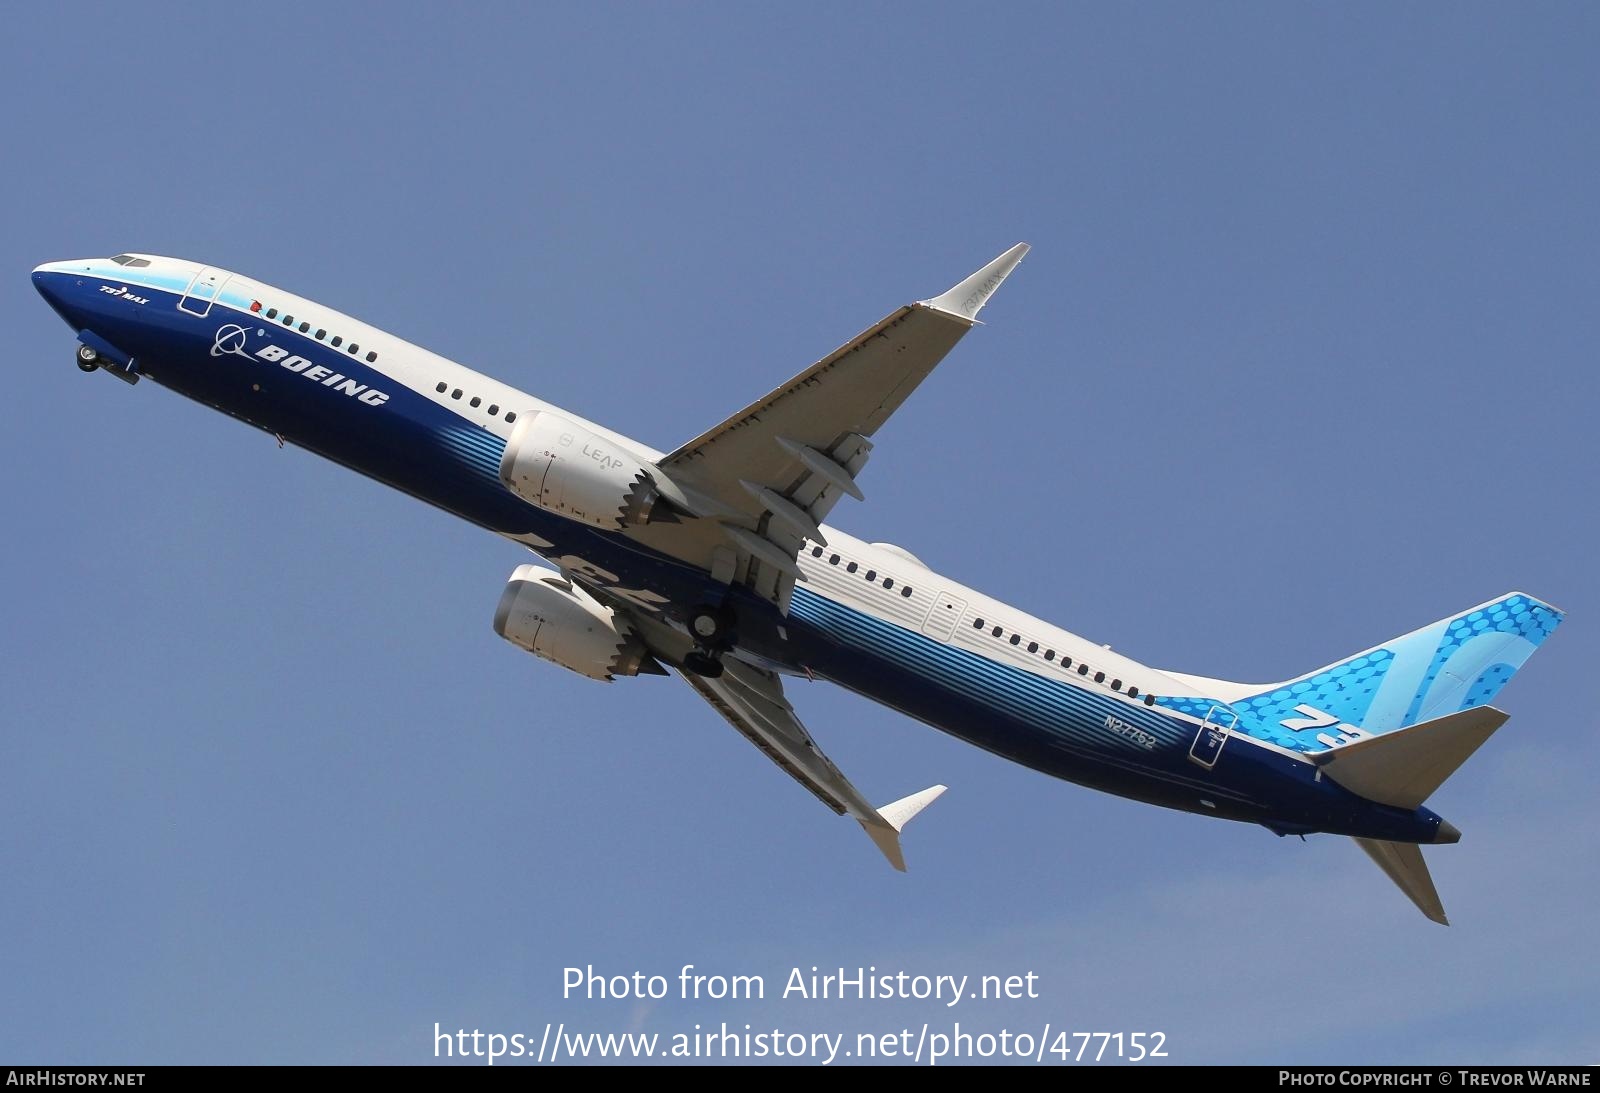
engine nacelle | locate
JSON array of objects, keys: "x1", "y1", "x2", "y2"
[
  {"x1": 499, "y1": 411, "x2": 661, "y2": 530},
  {"x1": 493, "y1": 564, "x2": 656, "y2": 681}
]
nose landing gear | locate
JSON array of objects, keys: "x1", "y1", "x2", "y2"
[
  {"x1": 683, "y1": 604, "x2": 737, "y2": 678},
  {"x1": 73, "y1": 342, "x2": 139, "y2": 385}
]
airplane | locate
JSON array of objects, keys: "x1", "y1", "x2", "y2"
[{"x1": 32, "y1": 246, "x2": 1561, "y2": 924}]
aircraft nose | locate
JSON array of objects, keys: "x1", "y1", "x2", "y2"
[
  {"x1": 33, "y1": 261, "x2": 70, "y2": 298},
  {"x1": 33, "y1": 261, "x2": 85, "y2": 327},
  {"x1": 32, "y1": 263, "x2": 53, "y2": 295}
]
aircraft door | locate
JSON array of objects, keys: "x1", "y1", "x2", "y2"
[
  {"x1": 1188, "y1": 705, "x2": 1236, "y2": 769},
  {"x1": 922, "y1": 592, "x2": 967, "y2": 642},
  {"x1": 178, "y1": 266, "x2": 230, "y2": 317}
]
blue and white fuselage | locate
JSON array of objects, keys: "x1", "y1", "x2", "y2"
[{"x1": 33, "y1": 251, "x2": 1561, "y2": 923}]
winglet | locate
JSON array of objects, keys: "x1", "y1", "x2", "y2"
[
  {"x1": 858, "y1": 784, "x2": 948, "y2": 872},
  {"x1": 920, "y1": 243, "x2": 1030, "y2": 322}
]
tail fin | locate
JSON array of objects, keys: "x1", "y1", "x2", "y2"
[
  {"x1": 1164, "y1": 592, "x2": 1560, "y2": 753},
  {"x1": 1353, "y1": 838, "x2": 1449, "y2": 925}
]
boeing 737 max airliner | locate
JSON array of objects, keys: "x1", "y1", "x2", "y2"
[{"x1": 32, "y1": 247, "x2": 1562, "y2": 923}]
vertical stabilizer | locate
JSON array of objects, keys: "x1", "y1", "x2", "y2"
[{"x1": 1159, "y1": 593, "x2": 1560, "y2": 755}]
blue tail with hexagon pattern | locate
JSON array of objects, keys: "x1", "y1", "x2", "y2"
[{"x1": 1178, "y1": 593, "x2": 1562, "y2": 755}]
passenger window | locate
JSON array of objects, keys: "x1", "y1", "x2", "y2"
[
  {"x1": 470, "y1": 396, "x2": 482, "y2": 408},
  {"x1": 1027, "y1": 641, "x2": 1039, "y2": 653},
  {"x1": 505, "y1": 412, "x2": 517, "y2": 423},
  {"x1": 829, "y1": 554, "x2": 840, "y2": 565},
  {"x1": 1111, "y1": 679, "x2": 1122, "y2": 690},
  {"x1": 451, "y1": 389, "x2": 462, "y2": 400},
  {"x1": 1094, "y1": 671, "x2": 1106, "y2": 683},
  {"x1": 812, "y1": 546, "x2": 823, "y2": 557},
  {"x1": 282, "y1": 315, "x2": 293, "y2": 325},
  {"x1": 1078, "y1": 664, "x2": 1089, "y2": 676},
  {"x1": 883, "y1": 578, "x2": 893, "y2": 590},
  {"x1": 1009, "y1": 634, "x2": 1021, "y2": 646},
  {"x1": 298, "y1": 322, "x2": 309, "y2": 332},
  {"x1": 864, "y1": 570, "x2": 875, "y2": 582},
  {"x1": 332, "y1": 336, "x2": 342, "y2": 347},
  {"x1": 488, "y1": 404, "x2": 499, "y2": 415},
  {"x1": 1062, "y1": 656, "x2": 1072, "y2": 668},
  {"x1": 266, "y1": 308, "x2": 278, "y2": 319},
  {"x1": 1045, "y1": 650, "x2": 1055, "y2": 660},
  {"x1": 436, "y1": 382, "x2": 447, "y2": 393},
  {"x1": 973, "y1": 618, "x2": 985, "y2": 629},
  {"x1": 315, "y1": 329, "x2": 326, "y2": 340},
  {"x1": 846, "y1": 562, "x2": 858, "y2": 573},
  {"x1": 992, "y1": 626, "x2": 1003, "y2": 637},
  {"x1": 1128, "y1": 686, "x2": 1139, "y2": 698},
  {"x1": 1144, "y1": 694, "x2": 1156, "y2": 706},
  {"x1": 901, "y1": 587, "x2": 913, "y2": 597},
  {"x1": 366, "y1": 351, "x2": 378, "y2": 362},
  {"x1": 348, "y1": 343, "x2": 359, "y2": 354}
]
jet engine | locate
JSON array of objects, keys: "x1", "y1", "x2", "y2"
[
  {"x1": 493, "y1": 564, "x2": 659, "y2": 681},
  {"x1": 499, "y1": 411, "x2": 663, "y2": 530}
]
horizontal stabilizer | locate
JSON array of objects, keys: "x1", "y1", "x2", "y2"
[
  {"x1": 1318, "y1": 706, "x2": 1507, "y2": 810},
  {"x1": 1354, "y1": 838, "x2": 1448, "y2": 925},
  {"x1": 859, "y1": 785, "x2": 947, "y2": 872}
]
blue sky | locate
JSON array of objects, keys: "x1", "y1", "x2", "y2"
[{"x1": 3, "y1": 3, "x2": 1596, "y2": 1065}]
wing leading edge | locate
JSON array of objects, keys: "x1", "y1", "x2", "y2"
[
  {"x1": 678, "y1": 657, "x2": 947, "y2": 871},
  {"x1": 626, "y1": 244, "x2": 1029, "y2": 610},
  {"x1": 605, "y1": 598, "x2": 947, "y2": 870}
]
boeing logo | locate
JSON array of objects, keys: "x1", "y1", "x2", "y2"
[
  {"x1": 211, "y1": 324, "x2": 254, "y2": 360},
  {"x1": 241, "y1": 336, "x2": 390, "y2": 406}
]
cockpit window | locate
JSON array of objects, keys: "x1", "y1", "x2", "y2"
[{"x1": 109, "y1": 254, "x2": 151, "y2": 268}]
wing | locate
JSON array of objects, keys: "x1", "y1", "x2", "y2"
[
  {"x1": 604, "y1": 593, "x2": 945, "y2": 869},
  {"x1": 679, "y1": 656, "x2": 946, "y2": 871},
  {"x1": 628, "y1": 243, "x2": 1029, "y2": 610}
]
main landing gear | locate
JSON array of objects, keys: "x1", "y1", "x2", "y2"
[
  {"x1": 682, "y1": 604, "x2": 737, "y2": 679},
  {"x1": 75, "y1": 344, "x2": 100, "y2": 372}
]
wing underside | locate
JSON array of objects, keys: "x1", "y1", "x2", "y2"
[
  {"x1": 678, "y1": 657, "x2": 946, "y2": 871},
  {"x1": 624, "y1": 244, "x2": 1029, "y2": 612},
  {"x1": 614, "y1": 597, "x2": 943, "y2": 870}
]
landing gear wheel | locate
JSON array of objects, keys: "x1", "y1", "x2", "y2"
[
  {"x1": 683, "y1": 649, "x2": 725, "y2": 679},
  {"x1": 684, "y1": 604, "x2": 736, "y2": 678},
  {"x1": 75, "y1": 345, "x2": 100, "y2": 372},
  {"x1": 688, "y1": 604, "x2": 736, "y2": 646}
]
